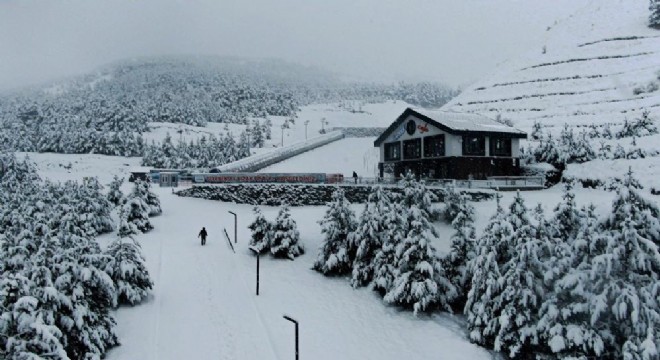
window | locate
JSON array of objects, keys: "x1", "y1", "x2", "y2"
[
  {"x1": 423, "y1": 135, "x2": 445, "y2": 158},
  {"x1": 462, "y1": 135, "x2": 485, "y2": 156},
  {"x1": 384, "y1": 142, "x2": 401, "y2": 161},
  {"x1": 490, "y1": 137, "x2": 512, "y2": 156},
  {"x1": 403, "y1": 139, "x2": 421, "y2": 159}
]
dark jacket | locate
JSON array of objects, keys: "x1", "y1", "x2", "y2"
[{"x1": 199, "y1": 228, "x2": 208, "y2": 238}]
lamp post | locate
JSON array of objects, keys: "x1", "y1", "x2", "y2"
[
  {"x1": 283, "y1": 315, "x2": 299, "y2": 360},
  {"x1": 320, "y1": 117, "x2": 326, "y2": 133},
  {"x1": 304, "y1": 120, "x2": 310, "y2": 140},
  {"x1": 249, "y1": 246, "x2": 260, "y2": 296},
  {"x1": 228, "y1": 211, "x2": 237, "y2": 244},
  {"x1": 281, "y1": 124, "x2": 286, "y2": 147}
]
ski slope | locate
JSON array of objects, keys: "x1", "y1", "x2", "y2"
[{"x1": 258, "y1": 137, "x2": 380, "y2": 178}]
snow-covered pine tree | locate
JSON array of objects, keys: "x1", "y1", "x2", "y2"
[
  {"x1": 104, "y1": 232, "x2": 153, "y2": 305},
  {"x1": 551, "y1": 181, "x2": 582, "y2": 242},
  {"x1": 313, "y1": 188, "x2": 358, "y2": 275},
  {"x1": 263, "y1": 118, "x2": 273, "y2": 140},
  {"x1": 400, "y1": 171, "x2": 440, "y2": 221},
  {"x1": 248, "y1": 206, "x2": 271, "y2": 254},
  {"x1": 53, "y1": 232, "x2": 119, "y2": 359},
  {"x1": 651, "y1": 0, "x2": 660, "y2": 29},
  {"x1": 351, "y1": 186, "x2": 390, "y2": 288},
  {"x1": 0, "y1": 273, "x2": 68, "y2": 360},
  {"x1": 537, "y1": 204, "x2": 607, "y2": 359},
  {"x1": 489, "y1": 194, "x2": 548, "y2": 357},
  {"x1": 531, "y1": 121, "x2": 543, "y2": 140},
  {"x1": 122, "y1": 195, "x2": 153, "y2": 233},
  {"x1": 444, "y1": 192, "x2": 477, "y2": 309},
  {"x1": 107, "y1": 174, "x2": 124, "y2": 207},
  {"x1": 465, "y1": 193, "x2": 513, "y2": 347},
  {"x1": 372, "y1": 199, "x2": 407, "y2": 295},
  {"x1": 384, "y1": 205, "x2": 456, "y2": 314},
  {"x1": 592, "y1": 169, "x2": 660, "y2": 358},
  {"x1": 442, "y1": 184, "x2": 463, "y2": 222},
  {"x1": 251, "y1": 119, "x2": 265, "y2": 148},
  {"x1": 134, "y1": 179, "x2": 162, "y2": 217},
  {"x1": 270, "y1": 204, "x2": 304, "y2": 259}
]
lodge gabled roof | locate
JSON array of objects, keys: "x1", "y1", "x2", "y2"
[{"x1": 373, "y1": 108, "x2": 527, "y2": 147}]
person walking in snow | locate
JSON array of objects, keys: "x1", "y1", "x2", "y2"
[
  {"x1": 352, "y1": 171, "x2": 358, "y2": 184},
  {"x1": 198, "y1": 227, "x2": 208, "y2": 246}
]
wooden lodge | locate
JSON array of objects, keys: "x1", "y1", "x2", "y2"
[{"x1": 374, "y1": 108, "x2": 527, "y2": 180}]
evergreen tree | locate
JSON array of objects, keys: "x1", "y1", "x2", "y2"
[
  {"x1": 251, "y1": 119, "x2": 265, "y2": 148},
  {"x1": 314, "y1": 188, "x2": 358, "y2": 276},
  {"x1": 263, "y1": 118, "x2": 273, "y2": 140},
  {"x1": 444, "y1": 193, "x2": 477, "y2": 308},
  {"x1": 248, "y1": 206, "x2": 271, "y2": 254},
  {"x1": 107, "y1": 175, "x2": 124, "y2": 207},
  {"x1": 104, "y1": 231, "x2": 153, "y2": 305},
  {"x1": 400, "y1": 171, "x2": 440, "y2": 222},
  {"x1": 372, "y1": 200, "x2": 407, "y2": 295},
  {"x1": 531, "y1": 121, "x2": 543, "y2": 141},
  {"x1": 465, "y1": 194, "x2": 513, "y2": 347},
  {"x1": 270, "y1": 204, "x2": 303, "y2": 259},
  {"x1": 142, "y1": 180, "x2": 162, "y2": 217},
  {"x1": 442, "y1": 184, "x2": 463, "y2": 223},
  {"x1": 351, "y1": 186, "x2": 390, "y2": 288},
  {"x1": 384, "y1": 205, "x2": 455, "y2": 314},
  {"x1": 538, "y1": 204, "x2": 607, "y2": 359},
  {"x1": 122, "y1": 196, "x2": 153, "y2": 233}
]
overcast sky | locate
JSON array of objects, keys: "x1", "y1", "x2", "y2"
[{"x1": 0, "y1": 0, "x2": 588, "y2": 91}]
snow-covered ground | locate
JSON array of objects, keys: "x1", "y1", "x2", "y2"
[
  {"x1": 19, "y1": 148, "x2": 627, "y2": 360},
  {"x1": 259, "y1": 137, "x2": 380, "y2": 178}
]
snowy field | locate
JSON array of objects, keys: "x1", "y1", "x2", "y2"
[{"x1": 17, "y1": 150, "x2": 629, "y2": 360}]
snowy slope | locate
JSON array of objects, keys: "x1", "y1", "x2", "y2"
[
  {"x1": 259, "y1": 138, "x2": 380, "y2": 178},
  {"x1": 444, "y1": 0, "x2": 660, "y2": 128}
]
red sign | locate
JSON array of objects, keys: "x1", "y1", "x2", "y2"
[{"x1": 417, "y1": 123, "x2": 429, "y2": 133}]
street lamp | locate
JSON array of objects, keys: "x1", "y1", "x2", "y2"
[
  {"x1": 304, "y1": 120, "x2": 310, "y2": 140},
  {"x1": 249, "y1": 246, "x2": 260, "y2": 296},
  {"x1": 320, "y1": 117, "x2": 326, "y2": 133},
  {"x1": 283, "y1": 315, "x2": 299, "y2": 360},
  {"x1": 281, "y1": 124, "x2": 286, "y2": 147},
  {"x1": 228, "y1": 211, "x2": 237, "y2": 244}
]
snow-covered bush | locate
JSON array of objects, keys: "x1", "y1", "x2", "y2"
[
  {"x1": 650, "y1": 0, "x2": 660, "y2": 29},
  {"x1": 371, "y1": 200, "x2": 407, "y2": 295},
  {"x1": 122, "y1": 194, "x2": 153, "y2": 233},
  {"x1": 248, "y1": 206, "x2": 271, "y2": 254},
  {"x1": 270, "y1": 205, "x2": 304, "y2": 259},
  {"x1": 314, "y1": 188, "x2": 358, "y2": 276}
]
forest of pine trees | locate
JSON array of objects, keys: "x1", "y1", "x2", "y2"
[
  {"x1": 0, "y1": 152, "x2": 158, "y2": 359},
  {"x1": 304, "y1": 171, "x2": 660, "y2": 359}
]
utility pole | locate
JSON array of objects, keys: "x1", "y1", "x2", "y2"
[{"x1": 304, "y1": 120, "x2": 310, "y2": 140}]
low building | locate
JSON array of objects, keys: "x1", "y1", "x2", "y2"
[{"x1": 374, "y1": 108, "x2": 527, "y2": 180}]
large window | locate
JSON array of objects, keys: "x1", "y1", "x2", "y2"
[
  {"x1": 384, "y1": 142, "x2": 401, "y2": 161},
  {"x1": 423, "y1": 135, "x2": 445, "y2": 158},
  {"x1": 462, "y1": 135, "x2": 485, "y2": 156},
  {"x1": 403, "y1": 139, "x2": 421, "y2": 159},
  {"x1": 490, "y1": 137, "x2": 512, "y2": 156}
]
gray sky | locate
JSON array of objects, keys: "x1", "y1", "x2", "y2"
[{"x1": 0, "y1": 0, "x2": 588, "y2": 91}]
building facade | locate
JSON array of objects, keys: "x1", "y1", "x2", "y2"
[{"x1": 374, "y1": 108, "x2": 527, "y2": 180}]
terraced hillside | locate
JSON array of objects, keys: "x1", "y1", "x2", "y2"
[
  {"x1": 444, "y1": 0, "x2": 660, "y2": 127},
  {"x1": 443, "y1": 0, "x2": 660, "y2": 191}
]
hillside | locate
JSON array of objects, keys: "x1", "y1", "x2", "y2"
[
  {"x1": 443, "y1": 0, "x2": 660, "y2": 191},
  {"x1": 444, "y1": 0, "x2": 659, "y2": 127}
]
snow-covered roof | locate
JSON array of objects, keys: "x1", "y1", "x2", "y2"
[
  {"x1": 374, "y1": 108, "x2": 527, "y2": 146},
  {"x1": 412, "y1": 108, "x2": 526, "y2": 135}
]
